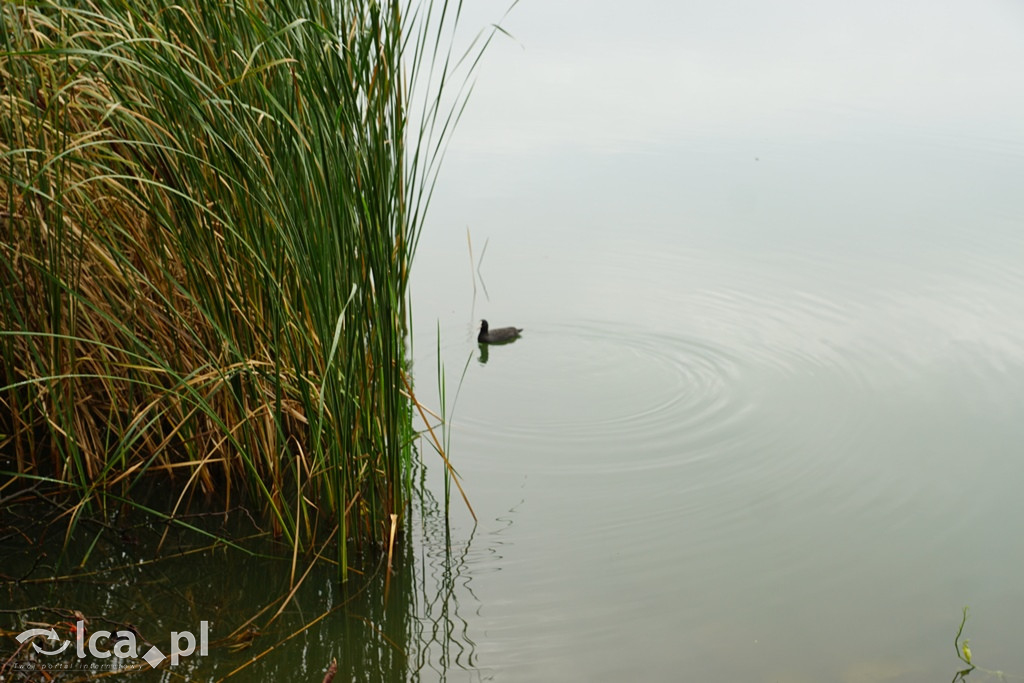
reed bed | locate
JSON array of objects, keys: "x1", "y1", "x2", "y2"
[{"x1": 0, "y1": 0, "x2": 477, "y2": 577}]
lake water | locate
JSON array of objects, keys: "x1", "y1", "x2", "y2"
[
  {"x1": 408, "y1": 1, "x2": 1024, "y2": 680},
  {"x1": 5, "y1": 2, "x2": 1024, "y2": 681}
]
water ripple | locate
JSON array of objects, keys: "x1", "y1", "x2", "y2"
[{"x1": 458, "y1": 320, "x2": 756, "y2": 474}]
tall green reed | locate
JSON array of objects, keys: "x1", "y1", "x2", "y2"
[{"x1": 1, "y1": 0, "x2": 488, "y2": 578}]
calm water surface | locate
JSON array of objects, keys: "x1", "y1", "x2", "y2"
[
  {"x1": 409, "y1": 1, "x2": 1024, "y2": 680},
  {"x1": 6, "y1": 2, "x2": 1024, "y2": 682}
]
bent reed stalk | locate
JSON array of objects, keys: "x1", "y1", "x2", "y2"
[{"x1": 1, "y1": 0, "x2": 477, "y2": 578}]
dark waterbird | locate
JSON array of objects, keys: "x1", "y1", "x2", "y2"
[{"x1": 478, "y1": 319, "x2": 522, "y2": 344}]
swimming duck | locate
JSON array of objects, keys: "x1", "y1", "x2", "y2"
[{"x1": 477, "y1": 319, "x2": 522, "y2": 344}]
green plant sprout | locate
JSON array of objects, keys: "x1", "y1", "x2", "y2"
[{"x1": 951, "y1": 607, "x2": 1014, "y2": 683}]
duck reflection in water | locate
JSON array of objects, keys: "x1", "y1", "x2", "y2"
[{"x1": 477, "y1": 319, "x2": 523, "y2": 365}]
